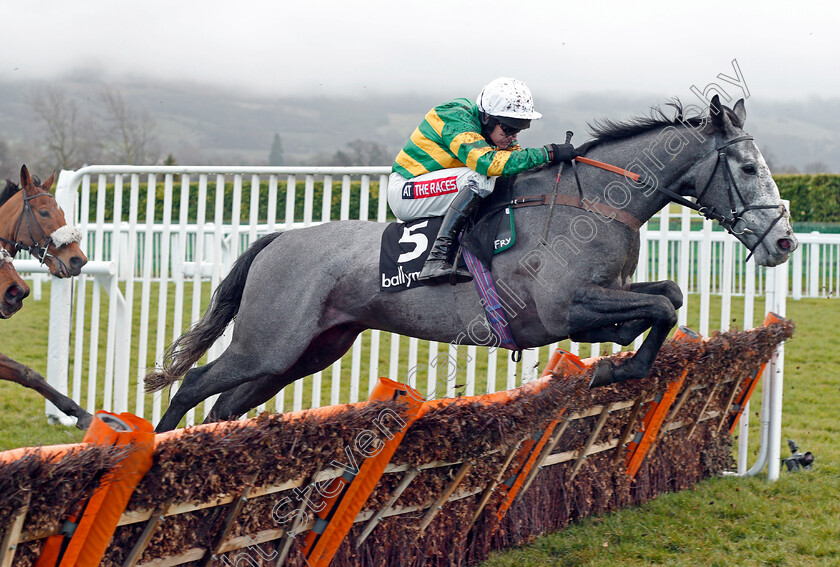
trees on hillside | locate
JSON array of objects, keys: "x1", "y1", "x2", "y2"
[
  {"x1": 314, "y1": 139, "x2": 392, "y2": 166},
  {"x1": 0, "y1": 139, "x2": 18, "y2": 181},
  {"x1": 29, "y1": 87, "x2": 101, "y2": 170},
  {"x1": 28, "y1": 86, "x2": 159, "y2": 169},
  {"x1": 99, "y1": 87, "x2": 159, "y2": 165}
]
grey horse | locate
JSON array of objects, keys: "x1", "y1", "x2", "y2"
[{"x1": 148, "y1": 96, "x2": 796, "y2": 432}]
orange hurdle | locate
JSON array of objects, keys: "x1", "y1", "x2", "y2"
[
  {"x1": 728, "y1": 312, "x2": 785, "y2": 434},
  {"x1": 624, "y1": 326, "x2": 702, "y2": 479},
  {"x1": 495, "y1": 349, "x2": 591, "y2": 522}
]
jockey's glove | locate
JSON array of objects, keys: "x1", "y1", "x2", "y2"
[{"x1": 545, "y1": 143, "x2": 579, "y2": 163}]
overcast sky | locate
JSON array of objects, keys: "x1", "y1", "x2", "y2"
[{"x1": 2, "y1": 0, "x2": 838, "y2": 104}]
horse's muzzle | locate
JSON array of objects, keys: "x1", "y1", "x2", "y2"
[
  {"x1": 68, "y1": 254, "x2": 87, "y2": 276},
  {"x1": 47, "y1": 251, "x2": 88, "y2": 278},
  {"x1": 2, "y1": 282, "x2": 29, "y2": 317},
  {"x1": 757, "y1": 234, "x2": 798, "y2": 267},
  {"x1": 777, "y1": 237, "x2": 795, "y2": 252}
]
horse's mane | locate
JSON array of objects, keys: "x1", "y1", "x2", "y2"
[
  {"x1": 0, "y1": 176, "x2": 45, "y2": 208},
  {"x1": 579, "y1": 99, "x2": 742, "y2": 153},
  {"x1": 0, "y1": 181, "x2": 20, "y2": 209}
]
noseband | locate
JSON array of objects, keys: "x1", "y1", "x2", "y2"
[
  {"x1": 0, "y1": 188, "x2": 61, "y2": 265},
  {"x1": 0, "y1": 248, "x2": 12, "y2": 268}
]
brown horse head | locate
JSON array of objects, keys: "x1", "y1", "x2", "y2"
[
  {"x1": 0, "y1": 165, "x2": 87, "y2": 277},
  {"x1": 0, "y1": 249, "x2": 29, "y2": 318}
]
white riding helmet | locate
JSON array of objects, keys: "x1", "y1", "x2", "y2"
[{"x1": 476, "y1": 77, "x2": 542, "y2": 129}]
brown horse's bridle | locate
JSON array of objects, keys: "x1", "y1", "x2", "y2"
[{"x1": 0, "y1": 187, "x2": 59, "y2": 266}]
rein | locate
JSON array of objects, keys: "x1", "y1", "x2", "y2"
[
  {"x1": 511, "y1": 133, "x2": 785, "y2": 260},
  {"x1": 540, "y1": 131, "x2": 574, "y2": 243}
]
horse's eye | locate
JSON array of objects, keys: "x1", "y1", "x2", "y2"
[
  {"x1": 742, "y1": 164, "x2": 758, "y2": 175},
  {"x1": 39, "y1": 210, "x2": 51, "y2": 218}
]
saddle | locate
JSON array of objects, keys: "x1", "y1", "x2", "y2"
[{"x1": 460, "y1": 177, "x2": 517, "y2": 268}]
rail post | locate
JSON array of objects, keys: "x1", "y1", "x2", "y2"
[{"x1": 44, "y1": 171, "x2": 77, "y2": 425}]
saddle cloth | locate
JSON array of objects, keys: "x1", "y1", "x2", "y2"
[
  {"x1": 379, "y1": 208, "x2": 515, "y2": 293},
  {"x1": 379, "y1": 217, "x2": 446, "y2": 293},
  {"x1": 462, "y1": 205, "x2": 515, "y2": 268},
  {"x1": 379, "y1": 216, "x2": 521, "y2": 350}
]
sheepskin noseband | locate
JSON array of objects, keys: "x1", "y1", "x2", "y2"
[{"x1": 50, "y1": 225, "x2": 83, "y2": 247}]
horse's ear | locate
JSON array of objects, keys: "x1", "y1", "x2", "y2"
[
  {"x1": 19, "y1": 165, "x2": 32, "y2": 189},
  {"x1": 732, "y1": 98, "x2": 746, "y2": 126},
  {"x1": 709, "y1": 94, "x2": 726, "y2": 131},
  {"x1": 42, "y1": 171, "x2": 55, "y2": 192}
]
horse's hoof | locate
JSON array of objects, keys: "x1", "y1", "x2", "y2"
[
  {"x1": 589, "y1": 360, "x2": 616, "y2": 388},
  {"x1": 75, "y1": 412, "x2": 94, "y2": 431}
]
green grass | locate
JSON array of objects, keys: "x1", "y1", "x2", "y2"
[{"x1": 481, "y1": 471, "x2": 840, "y2": 567}]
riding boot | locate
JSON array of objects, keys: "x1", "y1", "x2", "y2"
[{"x1": 418, "y1": 188, "x2": 482, "y2": 285}]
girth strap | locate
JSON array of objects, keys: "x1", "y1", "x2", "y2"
[{"x1": 511, "y1": 193, "x2": 644, "y2": 232}]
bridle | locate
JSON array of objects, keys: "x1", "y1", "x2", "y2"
[
  {"x1": 511, "y1": 132, "x2": 787, "y2": 262},
  {"x1": 0, "y1": 187, "x2": 61, "y2": 266},
  {"x1": 647, "y1": 133, "x2": 786, "y2": 261},
  {"x1": 659, "y1": 134, "x2": 785, "y2": 253}
]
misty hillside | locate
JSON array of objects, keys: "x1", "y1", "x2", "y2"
[{"x1": 1, "y1": 78, "x2": 839, "y2": 176}]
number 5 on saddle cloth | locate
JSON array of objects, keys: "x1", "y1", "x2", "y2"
[{"x1": 378, "y1": 205, "x2": 519, "y2": 351}]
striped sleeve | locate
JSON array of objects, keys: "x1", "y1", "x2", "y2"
[
  {"x1": 393, "y1": 98, "x2": 549, "y2": 179},
  {"x1": 436, "y1": 101, "x2": 549, "y2": 177}
]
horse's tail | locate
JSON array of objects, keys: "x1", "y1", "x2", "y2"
[{"x1": 144, "y1": 231, "x2": 284, "y2": 393}]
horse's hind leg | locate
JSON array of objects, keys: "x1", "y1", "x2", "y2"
[
  {"x1": 156, "y1": 321, "x2": 359, "y2": 431},
  {"x1": 205, "y1": 323, "x2": 364, "y2": 422},
  {"x1": 155, "y1": 350, "x2": 264, "y2": 432},
  {"x1": 206, "y1": 373, "x2": 283, "y2": 422}
]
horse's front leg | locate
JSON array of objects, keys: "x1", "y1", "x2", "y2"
[
  {"x1": 569, "y1": 280, "x2": 683, "y2": 345},
  {"x1": 567, "y1": 283, "x2": 678, "y2": 388},
  {"x1": 570, "y1": 319, "x2": 652, "y2": 346},
  {"x1": 627, "y1": 280, "x2": 684, "y2": 310},
  {"x1": 0, "y1": 353, "x2": 93, "y2": 429}
]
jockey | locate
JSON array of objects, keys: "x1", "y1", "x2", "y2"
[{"x1": 388, "y1": 77, "x2": 578, "y2": 285}]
